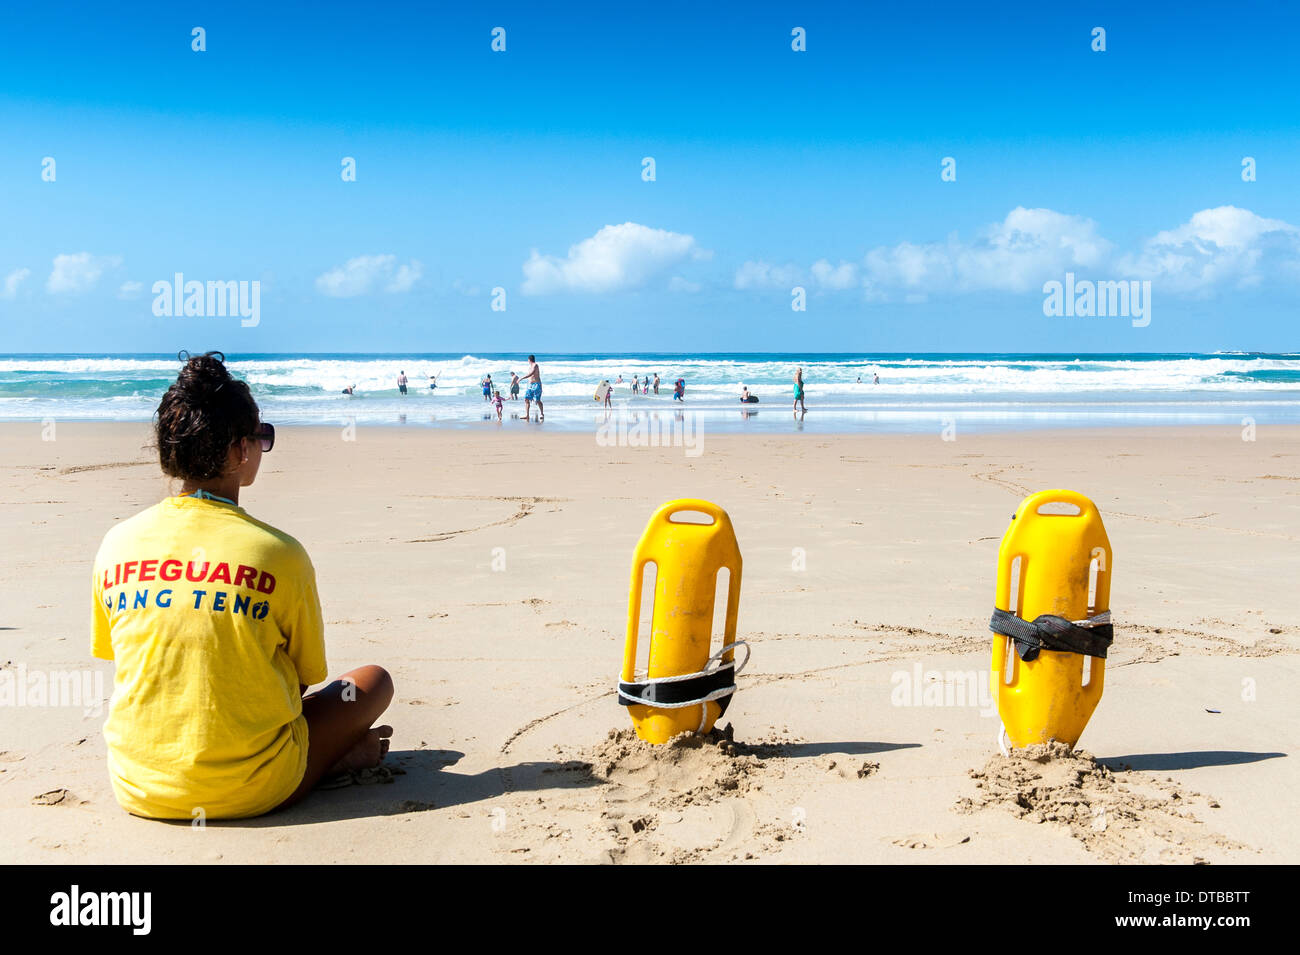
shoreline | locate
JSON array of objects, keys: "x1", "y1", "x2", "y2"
[
  {"x1": 2, "y1": 414, "x2": 1297, "y2": 437},
  {"x1": 5, "y1": 352, "x2": 1298, "y2": 436}
]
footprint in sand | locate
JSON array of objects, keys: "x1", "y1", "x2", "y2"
[
  {"x1": 891, "y1": 832, "x2": 971, "y2": 850},
  {"x1": 822, "y1": 757, "x2": 880, "y2": 779},
  {"x1": 59, "y1": 461, "x2": 152, "y2": 475},
  {"x1": 315, "y1": 765, "x2": 407, "y2": 790},
  {"x1": 32, "y1": 788, "x2": 82, "y2": 806},
  {"x1": 385, "y1": 799, "x2": 436, "y2": 814}
]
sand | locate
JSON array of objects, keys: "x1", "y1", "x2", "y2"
[{"x1": 0, "y1": 420, "x2": 1297, "y2": 864}]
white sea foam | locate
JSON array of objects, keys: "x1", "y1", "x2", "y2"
[{"x1": 2, "y1": 353, "x2": 1297, "y2": 431}]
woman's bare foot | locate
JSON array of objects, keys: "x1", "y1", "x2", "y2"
[{"x1": 327, "y1": 725, "x2": 393, "y2": 774}]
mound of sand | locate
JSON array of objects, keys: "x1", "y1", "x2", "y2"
[
  {"x1": 956, "y1": 742, "x2": 1245, "y2": 863},
  {"x1": 563, "y1": 724, "x2": 800, "y2": 863},
  {"x1": 507, "y1": 725, "x2": 883, "y2": 863},
  {"x1": 584, "y1": 724, "x2": 775, "y2": 810}
]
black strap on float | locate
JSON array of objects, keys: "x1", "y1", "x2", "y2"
[
  {"x1": 989, "y1": 607, "x2": 1113, "y2": 662},
  {"x1": 617, "y1": 662, "x2": 737, "y2": 716}
]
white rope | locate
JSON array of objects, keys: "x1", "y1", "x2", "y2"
[
  {"x1": 706, "y1": 640, "x2": 751, "y2": 676},
  {"x1": 696, "y1": 641, "x2": 750, "y2": 733},
  {"x1": 616, "y1": 680, "x2": 740, "y2": 710},
  {"x1": 617, "y1": 640, "x2": 751, "y2": 718}
]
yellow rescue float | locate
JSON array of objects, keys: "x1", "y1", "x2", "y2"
[
  {"x1": 618, "y1": 499, "x2": 748, "y2": 743},
  {"x1": 989, "y1": 489, "x2": 1114, "y2": 750}
]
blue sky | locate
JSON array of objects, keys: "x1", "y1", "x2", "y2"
[{"x1": 1, "y1": 0, "x2": 1298, "y2": 353}]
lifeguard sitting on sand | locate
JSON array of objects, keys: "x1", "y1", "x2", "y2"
[{"x1": 90, "y1": 351, "x2": 395, "y2": 819}]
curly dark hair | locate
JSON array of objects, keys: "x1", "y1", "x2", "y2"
[{"x1": 155, "y1": 351, "x2": 260, "y2": 481}]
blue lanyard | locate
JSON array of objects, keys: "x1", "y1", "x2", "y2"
[{"x1": 186, "y1": 490, "x2": 237, "y2": 506}]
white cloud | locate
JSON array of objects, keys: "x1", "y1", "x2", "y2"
[
  {"x1": 522, "y1": 222, "x2": 704, "y2": 295},
  {"x1": 386, "y1": 260, "x2": 424, "y2": 293},
  {"x1": 736, "y1": 208, "x2": 1108, "y2": 296},
  {"x1": 864, "y1": 207, "x2": 1110, "y2": 294},
  {"x1": 2, "y1": 268, "x2": 31, "y2": 300},
  {"x1": 668, "y1": 276, "x2": 702, "y2": 293},
  {"x1": 734, "y1": 260, "x2": 803, "y2": 290},
  {"x1": 47, "y1": 253, "x2": 122, "y2": 295},
  {"x1": 1120, "y1": 206, "x2": 1300, "y2": 292},
  {"x1": 810, "y1": 259, "x2": 859, "y2": 290},
  {"x1": 316, "y1": 255, "x2": 423, "y2": 297},
  {"x1": 856, "y1": 206, "x2": 1300, "y2": 299},
  {"x1": 736, "y1": 259, "x2": 857, "y2": 292},
  {"x1": 732, "y1": 206, "x2": 1300, "y2": 303},
  {"x1": 117, "y1": 280, "x2": 144, "y2": 300}
]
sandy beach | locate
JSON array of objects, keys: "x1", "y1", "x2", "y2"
[{"x1": 1, "y1": 420, "x2": 1296, "y2": 864}]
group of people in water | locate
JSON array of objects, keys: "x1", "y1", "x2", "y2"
[
  {"x1": 345, "y1": 358, "x2": 546, "y2": 422},
  {"x1": 614, "y1": 373, "x2": 661, "y2": 395},
  {"x1": 597, "y1": 367, "x2": 820, "y2": 413},
  {"x1": 342, "y1": 363, "x2": 884, "y2": 418},
  {"x1": 483, "y1": 357, "x2": 544, "y2": 421},
  {"x1": 474, "y1": 360, "x2": 542, "y2": 422}
]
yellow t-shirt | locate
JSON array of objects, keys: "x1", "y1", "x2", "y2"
[{"x1": 90, "y1": 495, "x2": 328, "y2": 819}]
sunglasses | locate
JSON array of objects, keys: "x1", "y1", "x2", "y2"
[{"x1": 250, "y1": 422, "x2": 275, "y2": 453}]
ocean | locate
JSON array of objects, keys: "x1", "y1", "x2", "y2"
[{"x1": 1, "y1": 352, "x2": 1298, "y2": 434}]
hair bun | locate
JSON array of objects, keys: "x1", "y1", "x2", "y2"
[
  {"x1": 176, "y1": 351, "x2": 232, "y2": 397},
  {"x1": 155, "y1": 350, "x2": 260, "y2": 481}
]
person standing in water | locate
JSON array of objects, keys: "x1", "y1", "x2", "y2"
[
  {"x1": 793, "y1": 366, "x2": 806, "y2": 413},
  {"x1": 397, "y1": 371, "x2": 408, "y2": 395},
  {"x1": 873, "y1": 373, "x2": 880, "y2": 385},
  {"x1": 509, "y1": 372, "x2": 520, "y2": 400},
  {"x1": 653, "y1": 373, "x2": 660, "y2": 394},
  {"x1": 520, "y1": 354, "x2": 543, "y2": 421}
]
